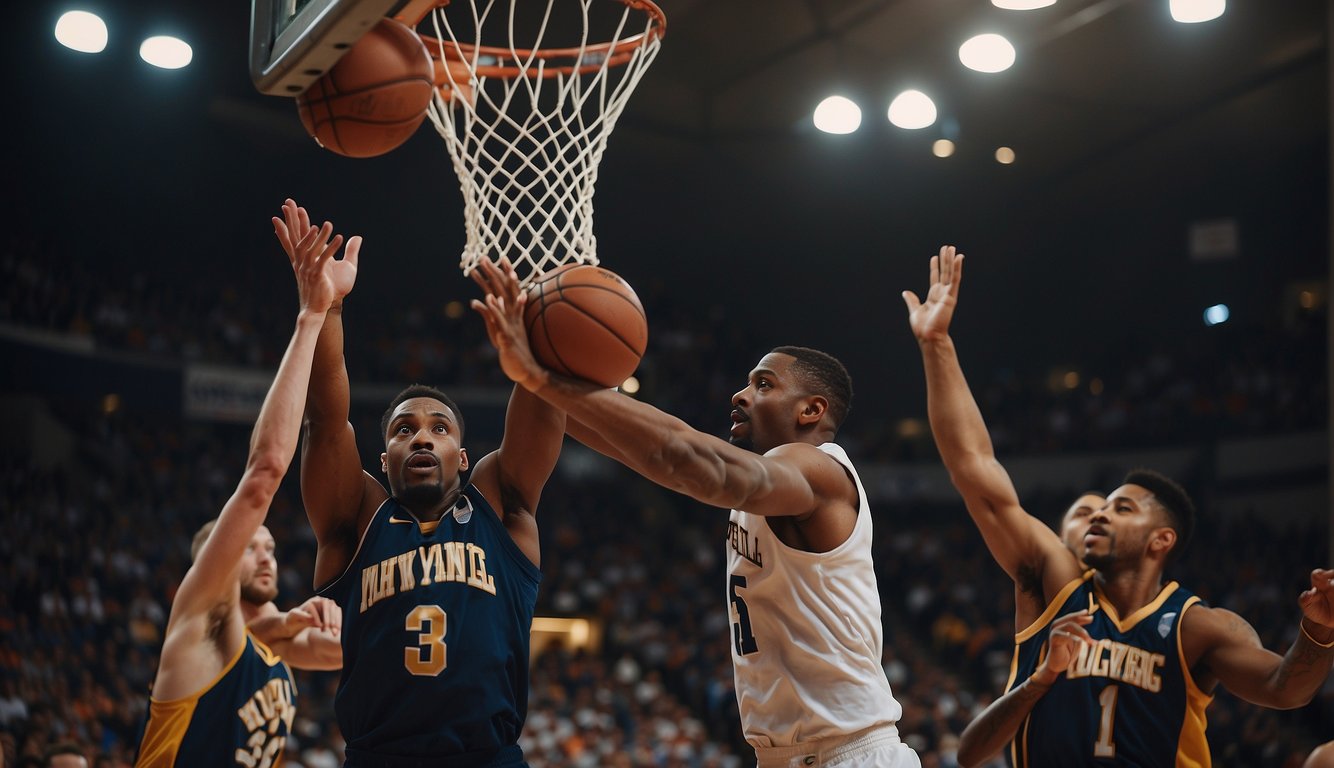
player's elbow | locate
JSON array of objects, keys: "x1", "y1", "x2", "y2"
[
  {"x1": 1270, "y1": 688, "x2": 1317, "y2": 710},
  {"x1": 953, "y1": 732, "x2": 983, "y2": 768},
  {"x1": 237, "y1": 457, "x2": 287, "y2": 504}
]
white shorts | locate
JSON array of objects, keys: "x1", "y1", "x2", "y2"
[{"x1": 753, "y1": 725, "x2": 922, "y2": 768}]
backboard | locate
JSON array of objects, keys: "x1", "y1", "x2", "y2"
[{"x1": 249, "y1": 0, "x2": 421, "y2": 95}]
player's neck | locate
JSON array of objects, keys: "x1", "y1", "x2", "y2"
[
  {"x1": 399, "y1": 486, "x2": 464, "y2": 523},
  {"x1": 240, "y1": 599, "x2": 266, "y2": 624},
  {"x1": 1092, "y1": 565, "x2": 1166, "y2": 617}
]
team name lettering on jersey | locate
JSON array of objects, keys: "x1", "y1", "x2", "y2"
[
  {"x1": 1064, "y1": 637, "x2": 1165, "y2": 692},
  {"x1": 726, "y1": 521, "x2": 763, "y2": 567},
  {"x1": 360, "y1": 542, "x2": 498, "y2": 612},
  {"x1": 234, "y1": 678, "x2": 294, "y2": 768}
]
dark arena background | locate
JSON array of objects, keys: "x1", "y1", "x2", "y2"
[{"x1": 2, "y1": 0, "x2": 1331, "y2": 766}]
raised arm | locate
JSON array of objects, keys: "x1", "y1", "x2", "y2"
[
  {"x1": 904, "y1": 246, "x2": 1079, "y2": 594},
  {"x1": 273, "y1": 200, "x2": 384, "y2": 588},
  {"x1": 957, "y1": 610, "x2": 1094, "y2": 767},
  {"x1": 469, "y1": 259, "x2": 838, "y2": 519},
  {"x1": 1186, "y1": 569, "x2": 1334, "y2": 709},
  {"x1": 153, "y1": 217, "x2": 338, "y2": 700}
]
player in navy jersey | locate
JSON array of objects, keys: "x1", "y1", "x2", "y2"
[
  {"x1": 136, "y1": 202, "x2": 347, "y2": 767},
  {"x1": 471, "y1": 263, "x2": 919, "y2": 768},
  {"x1": 905, "y1": 245, "x2": 1334, "y2": 767},
  {"x1": 279, "y1": 200, "x2": 566, "y2": 768}
]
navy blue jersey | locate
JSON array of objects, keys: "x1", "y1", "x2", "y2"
[
  {"x1": 319, "y1": 486, "x2": 541, "y2": 767},
  {"x1": 1006, "y1": 572, "x2": 1213, "y2": 768},
  {"x1": 136, "y1": 633, "x2": 295, "y2": 767}
]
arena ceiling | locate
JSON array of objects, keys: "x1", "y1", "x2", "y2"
[{"x1": 9, "y1": 0, "x2": 1331, "y2": 414}]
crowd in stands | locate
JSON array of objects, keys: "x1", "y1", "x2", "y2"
[
  {"x1": 1, "y1": 237, "x2": 1331, "y2": 767},
  {"x1": 2, "y1": 241, "x2": 1326, "y2": 454}
]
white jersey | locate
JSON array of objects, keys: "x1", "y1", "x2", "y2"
[{"x1": 725, "y1": 442, "x2": 902, "y2": 748}]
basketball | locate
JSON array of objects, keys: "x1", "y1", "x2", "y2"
[
  {"x1": 523, "y1": 264, "x2": 648, "y2": 388},
  {"x1": 296, "y1": 18, "x2": 435, "y2": 158}
]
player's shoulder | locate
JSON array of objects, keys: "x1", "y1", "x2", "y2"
[
  {"x1": 1304, "y1": 741, "x2": 1334, "y2": 768},
  {"x1": 1181, "y1": 603, "x2": 1262, "y2": 657}
]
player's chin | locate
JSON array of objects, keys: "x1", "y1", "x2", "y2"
[{"x1": 397, "y1": 481, "x2": 446, "y2": 508}]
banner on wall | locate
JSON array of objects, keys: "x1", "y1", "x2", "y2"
[{"x1": 183, "y1": 364, "x2": 274, "y2": 423}]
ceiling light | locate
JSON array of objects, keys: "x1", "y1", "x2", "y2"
[
  {"x1": 140, "y1": 36, "x2": 193, "y2": 69},
  {"x1": 813, "y1": 95, "x2": 862, "y2": 135},
  {"x1": 995, "y1": 146, "x2": 1016, "y2": 164},
  {"x1": 1170, "y1": 0, "x2": 1225, "y2": 23},
  {"x1": 960, "y1": 34, "x2": 1016, "y2": 73},
  {"x1": 55, "y1": 10, "x2": 108, "y2": 53},
  {"x1": 992, "y1": 0, "x2": 1056, "y2": 9},
  {"x1": 1203, "y1": 304, "x2": 1230, "y2": 326},
  {"x1": 932, "y1": 139, "x2": 955, "y2": 158},
  {"x1": 887, "y1": 90, "x2": 937, "y2": 130}
]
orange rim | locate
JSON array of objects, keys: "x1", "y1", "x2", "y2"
[{"x1": 404, "y1": 0, "x2": 665, "y2": 81}]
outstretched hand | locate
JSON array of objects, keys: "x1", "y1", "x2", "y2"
[
  {"x1": 902, "y1": 245, "x2": 964, "y2": 344},
  {"x1": 1036, "y1": 609, "x2": 1095, "y2": 685},
  {"x1": 273, "y1": 198, "x2": 361, "y2": 312},
  {"x1": 469, "y1": 258, "x2": 548, "y2": 391},
  {"x1": 1298, "y1": 568, "x2": 1334, "y2": 631}
]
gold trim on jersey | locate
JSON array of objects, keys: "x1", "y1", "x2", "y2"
[
  {"x1": 1015, "y1": 570, "x2": 1094, "y2": 643},
  {"x1": 1174, "y1": 596, "x2": 1213, "y2": 768},
  {"x1": 1093, "y1": 580, "x2": 1180, "y2": 633},
  {"x1": 137, "y1": 633, "x2": 250, "y2": 767}
]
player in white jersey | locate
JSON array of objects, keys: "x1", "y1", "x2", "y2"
[
  {"x1": 470, "y1": 262, "x2": 920, "y2": 768},
  {"x1": 727, "y1": 442, "x2": 899, "y2": 750}
]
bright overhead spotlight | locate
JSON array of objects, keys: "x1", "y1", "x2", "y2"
[
  {"x1": 1203, "y1": 304, "x2": 1230, "y2": 326},
  {"x1": 887, "y1": 90, "x2": 937, "y2": 130},
  {"x1": 140, "y1": 36, "x2": 193, "y2": 69},
  {"x1": 54, "y1": 10, "x2": 108, "y2": 53},
  {"x1": 992, "y1": 0, "x2": 1056, "y2": 9},
  {"x1": 932, "y1": 139, "x2": 955, "y2": 158},
  {"x1": 1170, "y1": 0, "x2": 1225, "y2": 23},
  {"x1": 995, "y1": 146, "x2": 1016, "y2": 164},
  {"x1": 813, "y1": 95, "x2": 862, "y2": 135},
  {"x1": 959, "y1": 34, "x2": 1016, "y2": 73}
]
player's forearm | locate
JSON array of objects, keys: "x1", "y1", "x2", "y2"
[
  {"x1": 533, "y1": 374, "x2": 757, "y2": 507},
  {"x1": 248, "y1": 310, "x2": 326, "y2": 469},
  {"x1": 1268, "y1": 618, "x2": 1334, "y2": 708},
  {"x1": 305, "y1": 303, "x2": 352, "y2": 428},
  {"x1": 919, "y1": 336, "x2": 998, "y2": 466},
  {"x1": 493, "y1": 385, "x2": 567, "y2": 507},
  {"x1": 957, "y1": 676, "x2": 1052, "y2": 768},
  {"x1": 247, "y1": 612, "x2": 301, "y2": 643},
  {"x1": 281, "y1": 630, "x2": 343, "y2": 671}
]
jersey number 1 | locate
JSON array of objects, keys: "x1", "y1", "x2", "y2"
[
  {"x1": 729, "y1": 575, "x2": 759, "y2": 655},
  {"x1": 1094, "y1": 684, "x2": 1118, "y2": 758},
  {"x1": 405, "y1": 604, "x2": 447, "y2": 676}
]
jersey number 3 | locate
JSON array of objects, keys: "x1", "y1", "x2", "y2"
[
  {"x1": 729, "y1": 575, "x2": 759, "y2": 655},
  {"x1": 405, "y1": 604, "x2": 447, "y2": 676}
]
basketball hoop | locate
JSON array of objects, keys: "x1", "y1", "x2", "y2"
[{"x1": 400, "y1": 0, "x2": 666, "y2": 286}]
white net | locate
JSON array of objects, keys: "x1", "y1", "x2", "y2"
[{"x1": 422, "y1": 0, "x2": 664, "y2": 287}]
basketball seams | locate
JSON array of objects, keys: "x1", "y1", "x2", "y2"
[
  {"x1": 543, "y1": 294, "x2": 644, "y2": 355},
  {"x1": 549, "y1": 271, "x2": 646, "y2": 353},
  {"x1": 520, "y1": 265, "x2": 647, "y2": 386},
  {"x1": 295, "y1": 18, "x2": 433, "y2": 157}
]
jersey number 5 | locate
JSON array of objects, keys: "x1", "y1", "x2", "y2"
[
  {"x1": 405, "y1": 604, "x2": 447, "y2": 676},
  {"x1": 729, "y1": 575, "x2": 759, "y2": 655}
]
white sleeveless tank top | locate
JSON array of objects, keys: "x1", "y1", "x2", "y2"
[{"x1": 725, "y1": 442, "x2": 902, "y2": 748}]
